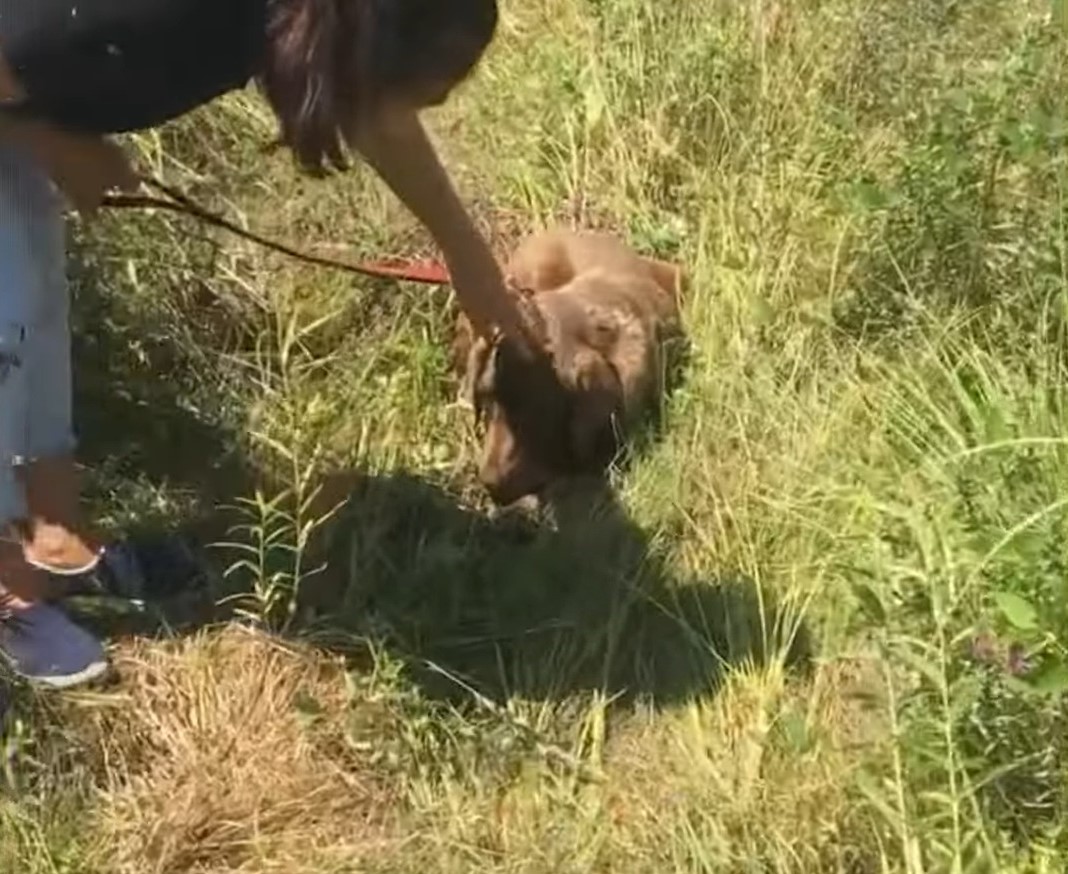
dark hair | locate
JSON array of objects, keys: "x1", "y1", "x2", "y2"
[{"x1": 259, "y1": 0, "x2": 498, "y2": 174}]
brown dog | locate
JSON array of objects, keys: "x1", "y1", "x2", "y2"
[{"x1": 453, "y1": 229, "x2": 685, "y2": 506}]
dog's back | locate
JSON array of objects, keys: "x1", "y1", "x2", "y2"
[
  {"x1": 453, "y1": 228, "x2": 682, "y2": 374},
  {"x1": 536, "y1": 266, "x2": 680, "y2": 424},
  {"x1": 506, "y1": 229, "x2": 684, "y2": 302}
]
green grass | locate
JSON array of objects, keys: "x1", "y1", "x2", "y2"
[{"x1": 4, "y1": 0, "x2": 1068, "y2": 871}]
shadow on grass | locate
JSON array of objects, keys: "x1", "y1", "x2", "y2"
[
  {"x1": 67, "y1": 231, "x2": 257, "y2": 543},
  {"x1": 66, "y1": 459, "x2": 813, "y2": 710},
  {"x1": 294, "y1": 470, "x2": 812, "y2": 709}
]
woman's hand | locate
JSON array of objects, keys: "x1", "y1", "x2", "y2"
[
  {"x1": 438, "y1": 226, "x2": 532, "y2": 351},
  {"x1": 351, "y1": 108, "x2": 533, "y2": 355},
  {"x1": 32, "y1": 128, "x2": 140, "y2": 216}
]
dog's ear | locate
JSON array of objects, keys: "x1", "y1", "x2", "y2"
[
  {"x1": 640, "y1": 256, "x2": 686, "y2": 303},
  {"x1": 459, "y1": 279, "x2": 547, "y2": 411},
  {"x1": 569, "y1": 349, "x2": 624, "y2": 468}
]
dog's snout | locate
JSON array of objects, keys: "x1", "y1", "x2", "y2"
[
  {"x1": 483, "y1": 473, "x2": 550, "y2": 508},
  {"x1": 478, "y1": 415, "x2": 552, "y2": 506},
  {"x1": 482, "y1": 476, "x2": 524, "y2": 507},
  {"x1": 479, "y1": 454, "x2": 546, "y2": 507}
]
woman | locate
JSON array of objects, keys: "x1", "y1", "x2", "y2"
[{"x1": 0, "y1": 0, "x2": 531, "y2": 687}]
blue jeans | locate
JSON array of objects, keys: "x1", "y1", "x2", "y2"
[
  {"x1": 0, "y1": 146, "x2": 111, "y2": 689},
  {"x1": 0, "y1": 144, "x2": 75, "y2": 535}
]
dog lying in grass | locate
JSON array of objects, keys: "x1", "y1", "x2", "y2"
[{"x1": 453, "y1": 228, "x2": 685, "y2": 506}]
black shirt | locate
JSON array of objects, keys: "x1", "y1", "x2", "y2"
[{"x1": 0, "y1": 0, "x2": 266, "y2": 133}]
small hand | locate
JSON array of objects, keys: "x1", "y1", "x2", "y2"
[
  {"x1": 447, "y1": 257, "x2": 537, "y2": 359},
  {"x1": 34, "y1": 129, "x2": 140, "y2": 217}
]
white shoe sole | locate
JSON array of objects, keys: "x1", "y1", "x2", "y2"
[{"x1": 10, "y1": 658, "x2": 109, "y2": 689}]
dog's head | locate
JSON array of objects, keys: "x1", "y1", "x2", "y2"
[{"x1": 465, "y1": 289, "x2": 624, "y2": 506}]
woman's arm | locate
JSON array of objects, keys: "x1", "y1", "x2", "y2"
[
  {"x1": 8, "y1": 121, "x2": 139, "y2": 215},
  {"x1": 0, "y1": 51, "x2": 138, "y2": 215},
  {"x1": 351, "y1": 108, "x2": 531, "y2": 353}
]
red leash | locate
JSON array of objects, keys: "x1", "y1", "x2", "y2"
[{"x1": 101, "y1": 176, "x2": 453, "y2": 286}]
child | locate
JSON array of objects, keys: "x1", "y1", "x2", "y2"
[{"x1": 0, "y1": 0, "x2": 530, "y2": 686}]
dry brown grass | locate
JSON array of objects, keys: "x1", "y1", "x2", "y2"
[{"x1": 68, "y1": 628, "x2": 395, "y2": 873}]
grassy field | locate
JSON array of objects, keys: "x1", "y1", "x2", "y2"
[{"x1": 4, "y1": 0, "x2": 1068, "y2": 871}]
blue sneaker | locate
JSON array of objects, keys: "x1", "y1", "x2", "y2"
[
  {"x1": 45, "y1": 537, "x2": 209, "y2": 606},
  {"x1": 0, "y1": 601, "x2": 109, "y2": 688}
]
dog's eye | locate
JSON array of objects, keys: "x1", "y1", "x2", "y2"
[
  {"x1": 473, "y1": 389, "x2": 491, "y2": 424},
  {"x1": 472, "y1": 349, "x2": 502, "y2": 421}
]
